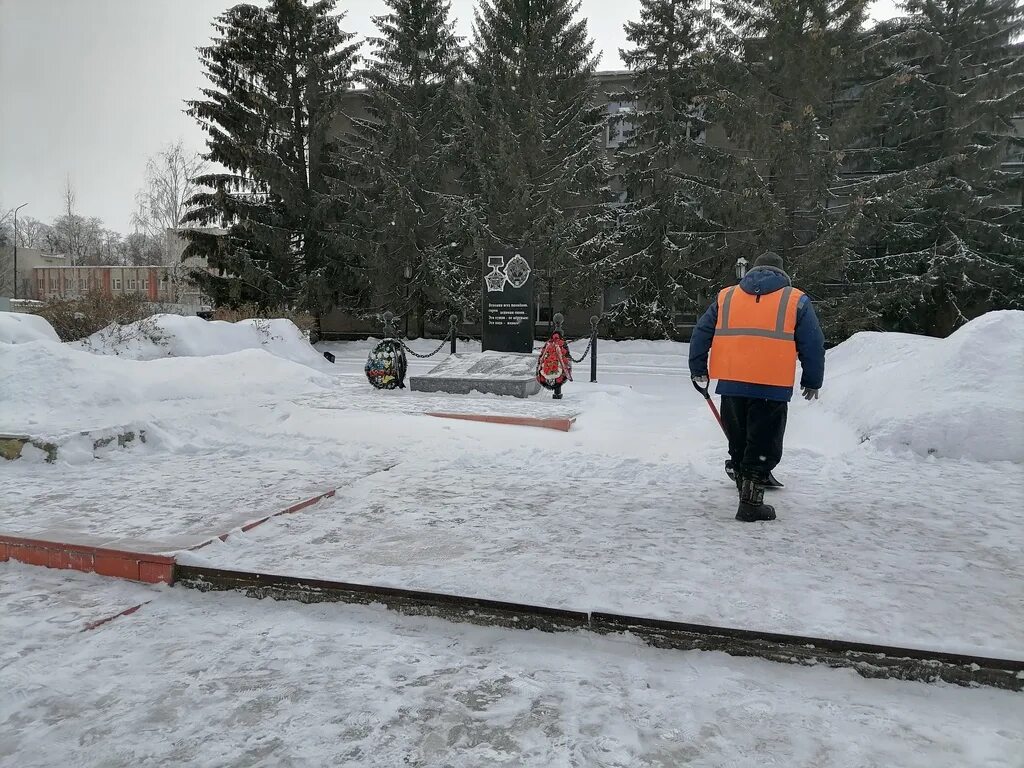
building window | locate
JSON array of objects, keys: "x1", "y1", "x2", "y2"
[
  {"x1": 141, "y1": 278, "x2": 149, "y2": 290},
  {"x1": 113, "y1": 278, "x2": 122, "y2": 290},
  {"x1": 603, "y1": 283, "x2": 628, "y2": 311},
  {"x1": 685, "y1": 104, "x2": 707, "y2": 145},
  {"x1": 606, "y1": 101, "x2": 636, "y2": 148},
  {"x1": 65, "y1": 278, "x2": 72, "y2": 290},
  {"x1": 128, "y1": 278, "x2": 137, "y2": 290}
]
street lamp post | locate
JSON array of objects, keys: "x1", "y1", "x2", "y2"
[{"x1": 12, "y1": 203, "x2": 27, "y2": 300}]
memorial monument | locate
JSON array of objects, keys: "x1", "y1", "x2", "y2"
[{"x1": 410, "y1": 247, "x2": 542, "y2": 397}]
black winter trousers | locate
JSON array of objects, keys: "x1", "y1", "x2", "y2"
[{"x1": 720, "y1": 396, "x2": 788, "y2": 478}]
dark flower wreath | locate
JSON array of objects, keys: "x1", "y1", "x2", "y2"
[{"x1": 365, "y1": 339, "x2": 408, "y2": 390}]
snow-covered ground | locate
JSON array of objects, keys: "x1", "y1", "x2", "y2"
[
  {"x1": 2, "y1": 563, "x2": 1021, "y2": 768},
  {"x1": 2, "y1": 313, "x2": 1023, "y2": 658},
  {"x1": 3, "y1": 310, "x2": 1024, "y2": 765}
]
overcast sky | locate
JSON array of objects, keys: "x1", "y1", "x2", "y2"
[{"x1": 0, "y1": 0, "x2": 901, "y2": 234}]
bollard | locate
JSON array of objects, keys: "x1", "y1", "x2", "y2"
[
  {"x1": 449, "y1": 314, "x2": 458, "y2": 355},
  {"x1": 590, "y1": 315, "x2": 599, "y2": 383}
]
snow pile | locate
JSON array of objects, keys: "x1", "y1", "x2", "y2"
[
  {"x1": 824, "y1": 311, "x2": 1024, "y2": 462},
  {"x1": 0, "y1": 312, "x2": 60, "y2": 344},
  {"x1": 75, "y1": 314, "x2": 332, "y2": 371},
  {"x1": 0, "y1": 338, "x2": 332, "y2": 436}
]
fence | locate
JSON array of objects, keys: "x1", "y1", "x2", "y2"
[{"x1": 378, "y1": 310, "x2": 602, "y2": 382}]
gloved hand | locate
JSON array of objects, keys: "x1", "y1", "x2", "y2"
[
  {"x1": 801, "y1": 387, "x2": 819, "y2": 401},
  {"x1": 692, "y1": 374, "x2": 709, "y2": 388}
]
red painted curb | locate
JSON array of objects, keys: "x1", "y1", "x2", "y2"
[
  {"x1": 281, "y1": 489, "x2": 337, "y2": 515},
  {"x1": 426, "y1": 412, "x2": 576, "y2": 432},
  {"x1": 188, "y1": 488, "x2": 338, "y2": 551},
  {"x1": 1, "y1": 487, "x2": 339, "y2": 585},
  {"x1": 82, "y1": 601, "x2": 151, "y2": 632},
  {"x1": 0, "y1": 535, "x2": 175, "y2": 584}
]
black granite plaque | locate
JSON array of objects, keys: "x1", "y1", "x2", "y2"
[{"x1": 481, "y1": 247, "x2": 535, "y2": 353}]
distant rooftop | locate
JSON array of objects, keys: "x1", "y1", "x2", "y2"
[{"x1": 168, "y1": 226, "x2": 228, "y2": 236}]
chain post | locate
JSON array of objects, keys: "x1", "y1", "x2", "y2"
[
  {"x1": 590, "y1": 315, "x2": 599, "y2": 383},
  {"x1": 449, "y1": 314, "x2": 458, "y2": 355}
]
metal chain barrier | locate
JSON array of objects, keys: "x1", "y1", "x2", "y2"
[
  {"x1": 380, "y1": 311, "x2": 598, "y2": 374},
  {"x1": 567, "y1": 334, "x2": 593, "y2": 363},
  {"x1": 561, "y1": 314, "x2": 599, "y2": 365},
  {"x1": 400, "y1": 329, "x2": 452, "y2": 359},
  {"x1": 382, "y1": 313, "x2": 459, "y2": 359}
]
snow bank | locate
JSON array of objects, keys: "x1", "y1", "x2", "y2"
[
  {"x1": 0, "y1": 312, "x2": 59, "y2": 344},
  {"x1": 0, "y1": 339, "x2": 332, "y2": 437},
  {"x1": 824, "y1": 311, "x2": 1024, "y2": 462},
  {"x1": 75, "y1": 314, "x2": 332, "y2": 371}
]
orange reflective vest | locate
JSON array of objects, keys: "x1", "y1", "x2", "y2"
[{"x1": 708, "y1": 285, "x2": 804, "y2": 387}]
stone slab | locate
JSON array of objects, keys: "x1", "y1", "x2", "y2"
[{"x1": 409, "y1": 351, "x2": 541, "y2": 398}]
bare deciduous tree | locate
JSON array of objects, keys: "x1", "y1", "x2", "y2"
[
  {"x1": 56, "y1": 177, "x2": 87, "y2": 264},
  {"x1": 132, "y1": 140, "x2": 207, "y2": 262},
  {"x1": 14, "y1": 216, "x2": 53, "y2": 249},
  {"x1": 116, "y1": 231, "x2": 164, "y2": 267}
]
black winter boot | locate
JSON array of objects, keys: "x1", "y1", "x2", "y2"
[{"x1": 736, "y1": 475, "x2": 776, "y2": 522}]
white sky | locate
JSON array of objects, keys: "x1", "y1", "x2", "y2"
[{"x1": 0, "y1": 0, "x2": 901, "y2": 234}]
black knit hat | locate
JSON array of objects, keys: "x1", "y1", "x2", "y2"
[{"x1": 754, "y1": 251, "x2": 784, "y2": 270}]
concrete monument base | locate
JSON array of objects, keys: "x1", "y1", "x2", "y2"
[{"x1": 410, "y1": 351, "x2": 541, "y2": 398}]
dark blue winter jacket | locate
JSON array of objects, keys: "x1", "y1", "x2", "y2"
[{"x1": 688, "y1": 267, "x2": 826, "y2": 402}]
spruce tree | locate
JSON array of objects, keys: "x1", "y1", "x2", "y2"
[
  {"x1": 611, "y1": 0, "x2": 756, "y2": 335},
  {"x1": 854, "y1": 0, "x2": 1024, "y2": 336},
  {"x1": 463, "y1": 0, "x2": 610, "y2": 315},
  {"x1": 712, "y1": 0, "x2": 919, "y2": 331},
  {"x1": 183, "y1": 0, "x2": 361, "y2": 313},
  {"x1": 348, "y1": 0, "x2": 470, "y2": 336}
]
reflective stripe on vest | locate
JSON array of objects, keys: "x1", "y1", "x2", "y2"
[{"x1": 709, "y1": 285, "x2": 803, "y2": 388}]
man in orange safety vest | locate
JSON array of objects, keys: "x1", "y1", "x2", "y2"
[{"x1": 688, "y1": 251, "x2": 825, "y2": 522}]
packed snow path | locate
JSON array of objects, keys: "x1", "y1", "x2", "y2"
[
  {"x1": 184, "y1": 438, "x2": 1022, "y2": 659},
  {"x1": 194, "y1": 333, "x2": 1023, "y2": 659},
  {"x1": 3, "y1": 314, "x2": 1022, "y2": 660},
  {"x1": 2, "y1": 564, "x2": 1021, "y2": 768}
]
